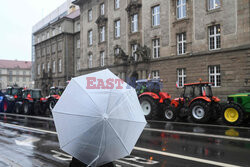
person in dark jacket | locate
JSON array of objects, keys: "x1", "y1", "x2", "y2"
[{"x1": 69, "y1": 157, "x2": 115, "y2": 167}]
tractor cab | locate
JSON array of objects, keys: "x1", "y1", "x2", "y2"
[
  {"x1": 49, "y1": 86, "x2": 65, "y2": 96},
  {"x1": 5, "y1": 87, "x2": 23, "y2": 100},
  {"x1": 22, "y1": 89, "x2": 43, "y2": 101},
  {"x1": 183, "y1": 82, "x2": 213, "y2": 100},
  {"x1": 136, "y1": 79, "x2": 162, "y2": 95}
]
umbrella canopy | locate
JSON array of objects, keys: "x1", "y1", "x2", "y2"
[{"x1": 52, "y1": 69, "x2": 147, "y2": 167}]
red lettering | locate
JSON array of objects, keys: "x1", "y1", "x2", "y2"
[
  {"x1": 86, "y1": 77, "x2": 97, "y2": 89},
  {"x1": 106, "y1": 78, "x2": 114, "y2": 89},
  {"x1": 115, "y1": 79, "x2": 124, "y2": 89},
  {"x1": 97, "y1": 79, "x2": 106, "y2": 89}
]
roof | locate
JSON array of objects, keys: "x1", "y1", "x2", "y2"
[
  {"x1": 184, "y1": 82, "x2": 211, "y2": 86},
  {"x1": 0, "y1": 60, "x2": 32, "y2": 69},
  {"x1": 66, "y1": 9, "x2": 80, "y2": 19}
]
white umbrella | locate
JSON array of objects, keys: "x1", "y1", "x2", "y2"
[{"x1": 52, "y1": 69, "x2": 147, "y2": 167}]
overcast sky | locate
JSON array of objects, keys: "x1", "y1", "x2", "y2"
[{"x1": 0, "y1": 0, "x2": 66, "y2": 61}]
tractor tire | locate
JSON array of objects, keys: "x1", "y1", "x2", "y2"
[
  {"x1": 210, "y1": 103, "x2": 222, "y2": 122},
  {"x1": 14, "y1": 103, "x2": 22, "y2": 114},
  {"x1": 222, "y1": 103, "x2": 244, "y2": 126},
  {"x1": 139, "y1": 96, "x2": 158, "y2": 120},
  {"x1": 189, "y1": 101, "x2": 211, "y2": 123},
  {"x1": 49, "y1": 99, "x2": 57, "y2": 111},
  {"x1": 162, "y1": 105, "x2": 177, "y2": 122},
  {"x1": 23, "y1": 101, "x2": 32, "y2": 115}
]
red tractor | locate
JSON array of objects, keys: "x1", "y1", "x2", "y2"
[
  {"x1": 47, "y1": 86, "x2": 65, "y2": 112},
  {"x1": 136, "y1": 79, "x2": 171, "y2": 120},
  {"x1": 164, "y1": 82, "x2": 221, "y2": 123}
]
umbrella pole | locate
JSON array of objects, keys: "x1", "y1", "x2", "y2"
[{"x1": 88, "y1": 155, "x2": 99, "y2": 167}]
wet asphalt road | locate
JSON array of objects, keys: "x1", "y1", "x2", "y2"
[{"x1": 0, "y1": 113, "x2": 250, "y2": 167}]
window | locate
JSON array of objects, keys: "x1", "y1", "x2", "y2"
[
  {"x1": 152, "y1": 71, "x2": 160, "y2": 79},
  {"x1": 47, "y1": 32, "x2": 50, "y2": 39},
  {"x1": 209, "y1": 25, "x2": 221, "y2": 50},
  {"x1": 53, "y1": 61, "x2": 56, "y2": 73},
  {"x1": 177, "y1": 33, "x2": 186, "y2": 55},
  {"x1": 42, "y1": 48, "x2": 46, "y2": 56},
  {"x1": 177, "y1": 68, "x2": 186, "y2": 87},
  {"x1": 88, "y1": 9, "x2": 93, "y2": 21},
  {"x1": 37, "y1": 37, "x2": 40, "y2": 43},
  {"x1": 100, "y1": 51, "x2": 105, "y2": 67},
  {"x1": 115, "y1": 20, "x2": 121, "y2": 38},
  {"x1": 77, "y1": 22, "x2": 80, "y2": 31},
  {"x1": 42, "y1": 63, "x2": 45, "y2": 71},
  {"x1": 89, "y1": 54, "x2": 93, "y2": 68},
  {"x1": 100, "y1": 26, "x2": 105, "y2": 42},
  {"x1": 47, "y1": 62, "x2": 50, "y2": 71},
  {"x1": 153, "y1": 39, "x2": 160, "y2": 59},
  {"x1": 16, "y1": 76, "x2": 19, "y2": 82},
  {"x1": 152, "y1": 6, "x2": 160, "y2": 27},
  {"x1": 115, "y1": 0, "x2": 120, "y2": 9},
  {"x1": 100, "y1": 3, "x2": 105, "y2": 15},
  {"x1": 76, "y1": 58, "x2": 80, "y2": 71},
  {"x1": 114, "y1": 48, "x2": 120, "y2": 56},
  {"x1": 37, "y1": 64, "x2": 40, "y2": 75},
  {"x1": 52, "y1": 29, "x2": 56, "y2": 36},
  {"x1": 88, "y1": 30, "x2": 93, "y2": 45},
  {"x1": 42, "y1": 34, "x2": 45, "y2": 41},
  {"x1": 58, "y1": 59, "x2": 62, "y2": 72},
  {"x1": 131, "y1": 14, "x2": 138, "y2": 33},
  {"x1": 37, "y1": 50, "x2": 41, "y2": 57},
  {"x1": 131, "y1": 44, "x2": 138, "y2": 61},
  {"x1": 23, "y1": 71, "x2": 26, "y2": 75},
  {"x1": 52, "y1": 44, "x2": 56, "y2": 53},
  {"x1": 59, "y1": 26, "x2": 62, "y2": 33},
  {"x1": 47, "y1": 46, "x2": 50, "y2": 54},
  {"x1": 208, "y1": 0, "x2": 221, "y2": 10},
  {"x1": 209, "y1": 65, "x2": 221, "y2": 87},
  {"x1": 23, "y1": 77, "x2": 26, "y2": 82},
  {"x1": 177, "y1": 0, "x2": 186, "y2": 19},
  {"x1": 58, "y1": 41, "x2": 63, "y2": 51},
  {"x1": 77, "y1": 39, "x2": 80, "y2": 49}
]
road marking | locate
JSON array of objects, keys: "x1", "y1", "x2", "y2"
[
  {"x1": 0, "y1": 122, "x2": 245, "y2": 167},
  {"x1": 144, "y1": 128, "x2": 250, "y2": 142},
  {"x1": 0, "y1": 122, "x2": 57, "y2": 135},
  {"x1": 148, "y1": 120, "x2": 250, "y2": 130},
  {"x1": 115, "y1": 160, "x2": 143, "y2": 167},
  {"x1": 0, "y1": 113, "x2": 53, "y2": 121},
  {"x1": 2, "y1": 113, "x2": 250, "y2": 131},
  {"x1": 134, "y1": 147, "x2": 241, "y2": 167},
  {"x1": 1, "y1": 121, "x2": 250, "y2": 142}
]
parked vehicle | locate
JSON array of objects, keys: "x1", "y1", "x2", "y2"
[
  {"x1": 222, "y1": 93, "x2": 250, "y2": 125},
  {"x1": 15, "y1": 89, "x2": 47, "y2": 115},
  {"x1": 0, "y1": 90, "x2": 7, "y2": 112},
  {"x1": 3, "y1": 87, "x2": 23, "y2": 112},
  {"x1": 47, "y1": 87, "x2": 65, "y2": 112},
  {"x1": 166, "y1": 82, "x2": 221, "y2": 123},
  {"x1": 136, "y1": 79, "x2": 171, "y2": 120}
]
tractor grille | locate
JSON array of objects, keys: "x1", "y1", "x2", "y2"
[{"x1": 237, "y1": 97, "x2": 242, "y2": 104}]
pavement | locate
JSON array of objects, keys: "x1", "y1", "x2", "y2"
[{"x1": 0, "y1": 113, "x2": 250, "y2": 167}]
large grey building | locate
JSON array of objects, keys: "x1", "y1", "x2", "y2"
[
  {"x1": 33, "y1": 7, "x2": 80, "y2": 95},
  {"x1": 72, "y1": 0, "x2": 250, "y2": 100}
]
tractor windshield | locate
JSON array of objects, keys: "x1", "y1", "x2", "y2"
[
  {"x1": 31, "y1": 90, "x2": 42, "y2": 99},
  {"x1": 202, "y1": 86, "x2": 213, "y2": 97},
  {"x1": 6, "y1": 88, "x2": 20, "y2": 96}
]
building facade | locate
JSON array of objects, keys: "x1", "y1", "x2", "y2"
[
  {"x1": 0, "y1": 60, "x2": 33, "y2": 89},
  {"x1": 73, "y1": 0, "x2": 250, "y2": 100},
  {"x1": 33, "y1": 8, "x2": 80, "y2": 95}
]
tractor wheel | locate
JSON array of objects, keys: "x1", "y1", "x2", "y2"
[
  {"x1": 139, "y1": 96, "x2": 158, "y2": 120},
  {"x1": 14, "y1": 103, "x2": 22, "y2": 114},
  {"x1": 163, "y1": 106, "x2": 177, "y2": 122},
  {"x1": 222, "y1": 103, "x2": 244, "y2": 126},
  {"x1": 189, "y1": 101, "x2": 211, "y2": 123},
  {"x1": 210, "y1": 103, "x2": 222, "y2": 122},
  {"x1": 23, "y1": 102, "x2": 32, "y2": 115},
  {"x1": 49, "y1": 99, "x2": 57, "y2": 111}
]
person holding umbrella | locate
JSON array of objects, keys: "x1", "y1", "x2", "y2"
[
  {"x1": 69, "y1": 157, "x2": 115, "y2": 167},
  {"x1": 53, "y1": 69, "x2": 147, "y2": 167}
]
